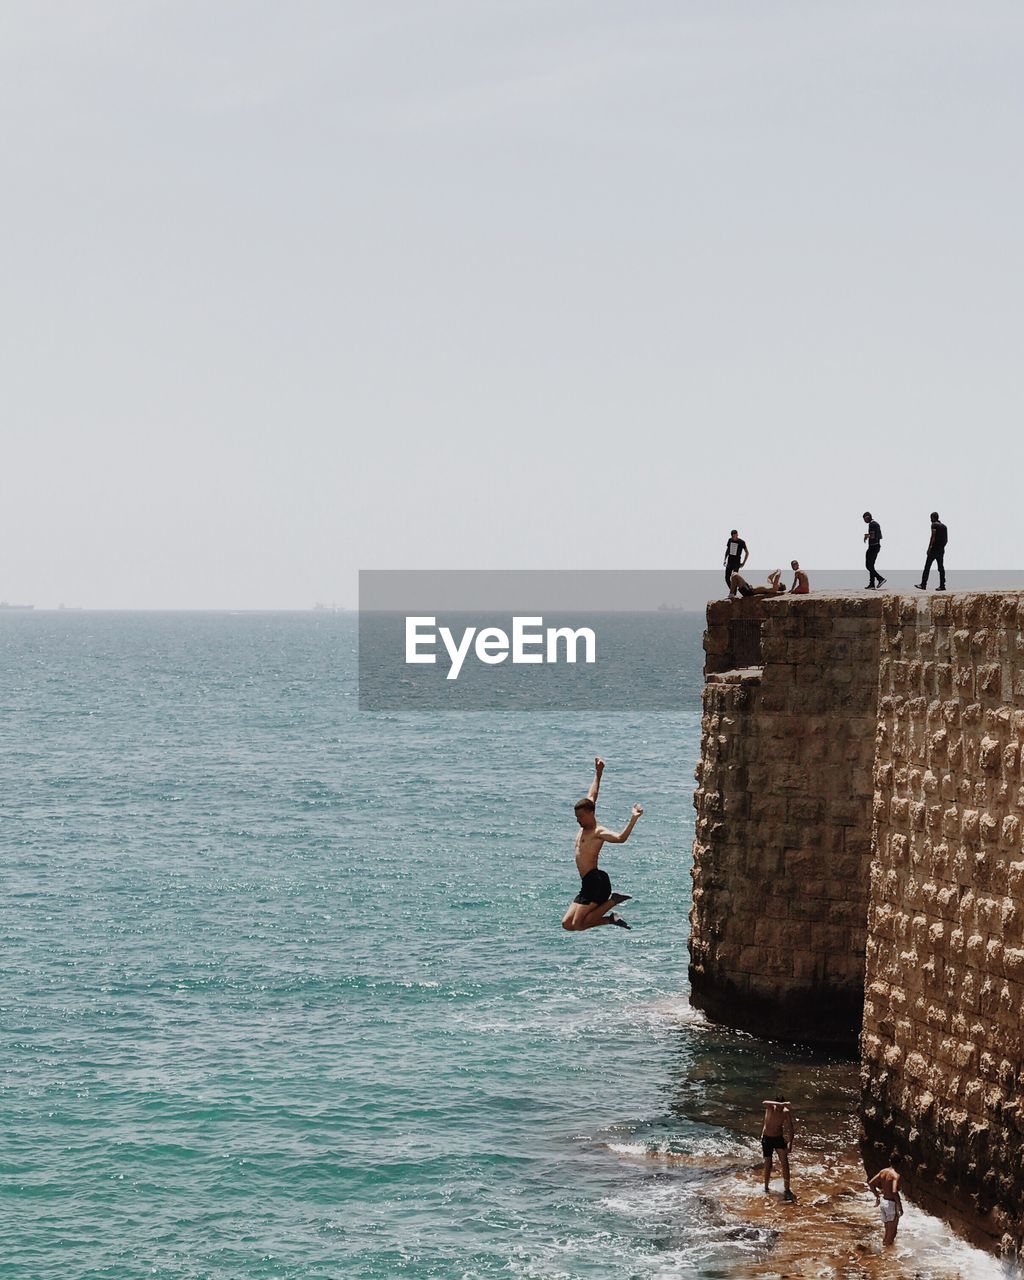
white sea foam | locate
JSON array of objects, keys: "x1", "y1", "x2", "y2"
[
  {"x1": 890, "y1": 1201, "x2": 1011, "y2": 1279},
  {"x1": 605, "y1": 1140, "x2": 655, "y2": 1156},
  {"x1": 605, "y1": 1135, "x2": 753, "y2": 1163},
  {"x1": 628, "y1": 994, "x2": 710, "y2": 1029}
]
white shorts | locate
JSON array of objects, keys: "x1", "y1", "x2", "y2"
[{"x1": 879, "y1": 1199, "x2": 897, "y2": 1224}]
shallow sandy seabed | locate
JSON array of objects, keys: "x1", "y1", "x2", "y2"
[
  {"x1": 638, "y1": 1036, "x2": 1015, "y2": 1280},
  {"x1": 609, "y1": 1138, "x2": 1011, "y2": 1280},
  {"x1": 713, "y1": 1148, "x2": 1011, "y2": 1280}
]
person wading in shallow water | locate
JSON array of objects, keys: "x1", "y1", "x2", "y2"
[
  {"x1": 868, "y1": 1160, "x2": 903, "y2": 1245},
  {"x1": 561, "y1": 757, "x2": 642, "y2": 933},
  {"x1": 761, "y1": 1099, "x2": 795, "y2": 1200}
]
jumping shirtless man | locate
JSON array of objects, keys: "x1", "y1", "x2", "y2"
[
  {"x1": 868, "y1": 1160, "x2": 903, "y2": 1245},
  {"x1": 761, "y1": 1099, "x2": 795, "y2": 1200},
  {"x1": 561, "y1": 757, "x2": 643, "y2": 932}
]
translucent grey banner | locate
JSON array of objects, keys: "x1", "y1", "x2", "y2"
[
  {"x1": 359, "y1": 571, "x2": 709, "y2": 711},
  {"x1": 358, "y1": 570, "x2": 1024, "y2": 712}
]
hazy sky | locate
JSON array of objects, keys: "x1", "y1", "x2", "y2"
[{"x1": 2, "y1": 2, "x2": 1021, "y2": 608}]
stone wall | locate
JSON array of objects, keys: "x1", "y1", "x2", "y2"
[
  {"x1": 703, "y1": 599, "x2": 768, "y2": 675},
  {"x1": 689, "y1": 595, "x2": 884, "y2": 1047},
  {"x1": 689, "y1": 588, "x2": 1024, "y2": 1255},
  {"x1": 861, "y1": 592, "x2": 1024, "y2": 1253}
]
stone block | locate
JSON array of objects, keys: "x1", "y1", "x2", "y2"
[
  {"x1": 977, "y1": 665, "x2": 1003, "y2": 696},
  {"x1": 980, "y1": 736, "x2": 1003, "y2": 772}
]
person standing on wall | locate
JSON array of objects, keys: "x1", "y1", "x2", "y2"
[
  {"x1": 862, "y1": 512, "x2": 886, "y2": 589},
  {"x1": 917, "y1": 511, "x2": 948, "y2": 591},
  {"x1": 724, "y1": 530, "x2": 749, "y2": 590}
]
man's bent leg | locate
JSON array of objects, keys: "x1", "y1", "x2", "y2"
[
  {"x1": 563, "y1": 898, "x2": 617, "y2": 930},
  {"x1": 577, "y1": 896, "x2": 619, "y2": 929},
  {"x1": 563, "y1": 902, "x2": 603, "y2": 930}
]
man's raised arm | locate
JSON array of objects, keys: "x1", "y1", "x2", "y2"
[
  {"x1": 587, "y1": 756, "x2": 604, "y2": 803},
  {"x1": 599, "y1": 804, "x2": 644, "y2": 844}
]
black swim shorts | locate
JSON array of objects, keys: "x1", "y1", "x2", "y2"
[
  {"x1": 574, "y1": 868, "x2": 612, "y2": 905},
  {"x1": 761, "y1": 1135, "x2": 787, "y2": 1159}
]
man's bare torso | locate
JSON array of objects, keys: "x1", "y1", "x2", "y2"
[
  {"x1": 761, "y1": 1101, "x2": 792, "y2": 1140},
  {"x1": 874, "y1": 1167, "x2": 899, "y2": 1200},
  {"x1": 762, "y1": 1108, "x2": 784, "y2": 1137},
  {"x1": 575, "y1": 827, "x2": 605, "y2": 877}
]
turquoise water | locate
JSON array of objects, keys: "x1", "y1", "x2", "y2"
[{"x1": 0, "y1": 613, "x2": 986, "y2": 1279}]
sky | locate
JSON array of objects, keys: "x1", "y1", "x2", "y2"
[{"x1": 1, "y1": 1, "x2": 1022, "y2": 608}]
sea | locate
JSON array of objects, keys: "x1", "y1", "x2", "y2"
[{"x1": 0, "y1": 612, "x2": 1008, "y2": 1279}]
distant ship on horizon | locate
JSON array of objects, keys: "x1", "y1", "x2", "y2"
[{"x1": 0, "y1": 601, "x2": 33, "y2": 610}]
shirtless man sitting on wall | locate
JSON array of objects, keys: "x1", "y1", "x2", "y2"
[
  {"x1": 761, "y1": 1099, "x2": 795, "y2": 1200},
  {"x1": 868, "y1": 1160, "x2": 903, "y2": 1245},
  {"x1": 789, "y1": 560, "x2": 810, "y2": 594},
  {"x1": 730, "y1": 569, "x2": 786, "y2": 599},
  {"x1": 561, "y1": 757, "x2": 643, "y2": 933}
]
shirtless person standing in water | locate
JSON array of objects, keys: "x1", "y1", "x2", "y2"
[
  {"x1": 868, "y1": 1160, "x2": 903, "y2": 1245},
  {"x1": 761, "y1": 1099, "x2": 795, "y2": 1200},
  {"x1": 561, "y1": 758, "x2": 643, "y2": 932}
]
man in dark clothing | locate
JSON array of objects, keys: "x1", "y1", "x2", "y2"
[
  {"x1": 917, "y1": 512, "x2": 948, "y2": 590},
  {"x1": 724, "y1": 530, "x2": 749, "y2": 589},
  {"x1": 862, "y1": 512, "x2": 886, "y2": 589}
]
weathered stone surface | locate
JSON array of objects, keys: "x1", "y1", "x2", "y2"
[
  {"x1": 689, "y1": 588, "x2": 1024, "y2": 1257},
  {"x1": 863, "y1": 591, "x2": 1024, "y2": 1255},
  {"x1": 688, "y1": 594, "x2": 884, "y2": 1047}
]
